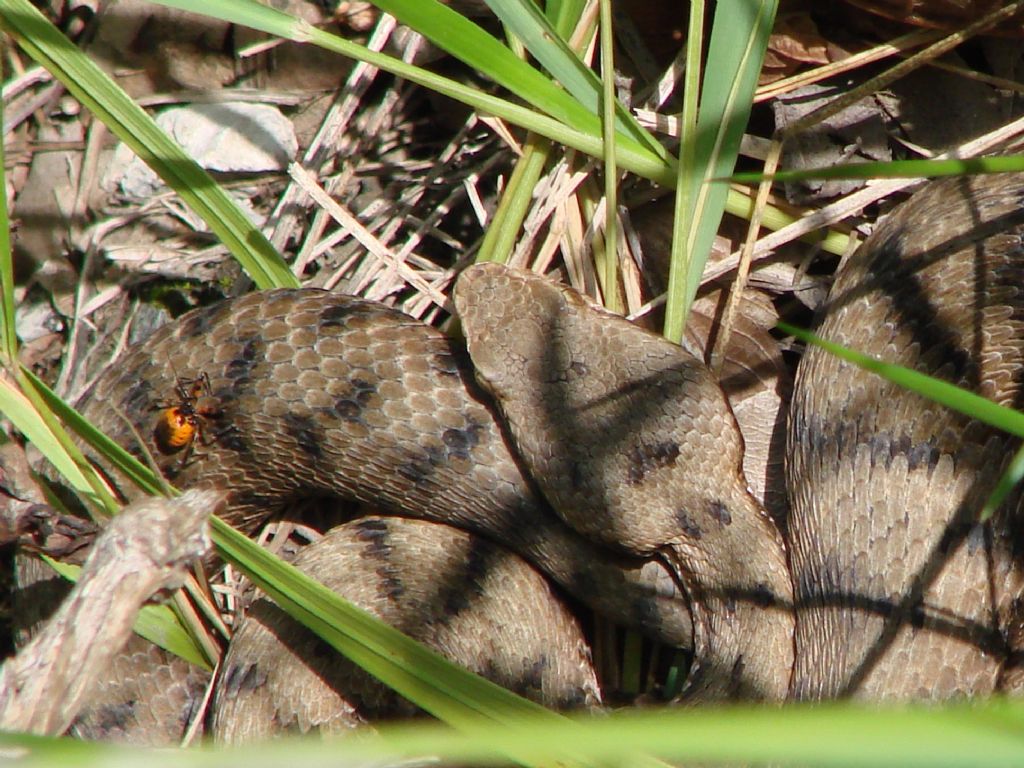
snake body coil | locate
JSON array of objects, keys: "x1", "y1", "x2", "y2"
[
  {"x1": 30, "y1": 172, "x2": 1024, "y2": 741},
  {"x1": 787, "y1": 174, "x2": 1024, "y2": 699}
]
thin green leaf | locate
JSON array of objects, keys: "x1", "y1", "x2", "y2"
[
  {"x1": 0, "y1": 0, "x2": 297, "y2": 291},
  {"x1": 482, "y1": 0, "x2": 666, "y2": 160},
  {"x1": 133, "y1": 603, "x2": 212, "y2": 670},
  {"x1": 365, "y1": 700, "x2": 1024, "y2": 768},
  {"x1": 6, "y1": 373, "x2": 209, "y2": 667},
  {"x1": 374, "y1": 0, "x2": 597, "y2": 134},
  {"x1": 161, "y1": 0, "x2": 662, "y2": 165},
  {"x1": 0, "y1": 378, "x2": 95, "y2": 501},
  {"x1": 476, "y1": 137, "x2": 553, "y2": 264},
  {"x1": 730, "y1": 155, "x2": 1024, "y2": 184},
  {"x1": 147, "y1": 0, "x2": 838, "y2": 269},
  {"x1": 723, "y1": 183, "x2": 851, "y2": 260},
  {"x1": 153, "y1": 0, "x2": 673, "y2": 184},
  {"x1": 778, "y1": 320, "x2": 1024, "y2": 440},
  {"x1": 474, "y1": 1, "x2": 597, "y2": 267},
  {"x1": 664, "y1": 0, "x2": 779, "y2": 341},
  {"x1": 665, "y1": 0, "x2": 705, "y2": 344},
  {"x1": 0, "y1": 98, "x2": 16, "y2": 364},
  {"x1": 547, "y1": 0, "x2": 588, "y2": 33},
  {"x1": 1, "y1": 364, "x2": 125, "y2": 516},
  {"x1": 597, "y1": 0, "x2": 619, "y2": 311},
  {"x1": 981, "y1": 442, "x2": 1024, "y2": 521},
  {"x1": 3, "y1": 698, "x2": 1024, "y2": 767},
  {"x1": 21, "y1": 368, "x2": 167, "y2": 497}
]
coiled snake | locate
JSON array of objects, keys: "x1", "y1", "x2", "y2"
[{"x1": 27, "y1": 173, "x2": 1024, "y2": 741}]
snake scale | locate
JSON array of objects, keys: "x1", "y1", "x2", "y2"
[{"x1": 25, "y1": 172, "x2": 1024, "y2": 741}]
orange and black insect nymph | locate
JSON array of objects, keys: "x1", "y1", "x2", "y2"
[{"x1": 152, "y1": 372, "x2": 223, "y2": 465}]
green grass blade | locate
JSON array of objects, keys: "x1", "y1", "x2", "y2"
[
  {"x1": 731, "y1": 155, "x2": 1024, "y2": 184},
  {"x1": 372, "y1": 0, "x2": 589, "y2": 133},
  {"x1": 133, "y1": 603, "x2": 212, "y2": 670},
  {"x1": 483, "y1": 0, "x2": 666, "y2": 160},
  {"x1": 1, "y1": 364, "x2": 123, "y2": 515},
  {"x1": 665, "y1": 0, "x2": 705, "y2": 344},
  {"x1": 779, "y1": 320, "x2": 1024, "y2": 440},
  {"x1": 983, "y1": 442, "x2": 1024, "y2": 521},
  {"x1": 483, "y1": 0, "x2": 603, "y2": 121},
  {"x1": 1, "y1": 372, "x2": 207, "y2": 665},
  {"x1": 664, "y1": 0, "x2": 778, "y2": 341},
  {"x1": 154, "y1": 0, "x2": 670, "y2": 174},
  {"x1": 597, "y1": 0, "x2": 619, "y2": 310},
  {"x1": 476, "y1": 136, "x2": 553, "y2": 264},
  {"x1": 365, "y1": 700, "x2": 1024, "y2": 768},
  {"x1": 547, "y1": 0, "x2": 587, "y2": 32},
  {"x1": 0, "y1": 0, "x2": 297, "y2": 291},
  {"x1": 148, "y1": 0, "x2": 834, "y2": 267},
  {"x1": 3, "y1": 698, "x2": 1024, "y2": 767},
  {"x1": 160, "y1": 0, "x2": 660, "y2": 166},
  {"x1": 21, "y1": 369, "x2": 167, "y2": 497},
  {"x1": 473, "y1": 1, "x2": 599, "y2": 267},
  {"x1": 0, "y1": 95, "x2": 16, "y2": 364},
  {"x1": 0, "y1": 377, "x2": 96, "y2": 502}
]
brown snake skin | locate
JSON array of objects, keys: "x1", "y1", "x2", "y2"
[
  {"x1": 787, "y1": 173, "x2": 1024, "y2": 699},
  {"x1": 25, "y1": 172, "x2": 1024, "y2": 740}
]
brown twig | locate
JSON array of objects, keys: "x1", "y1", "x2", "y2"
[{"x1": 0, "y1": 489, "x2": 223, "y2": 736}]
